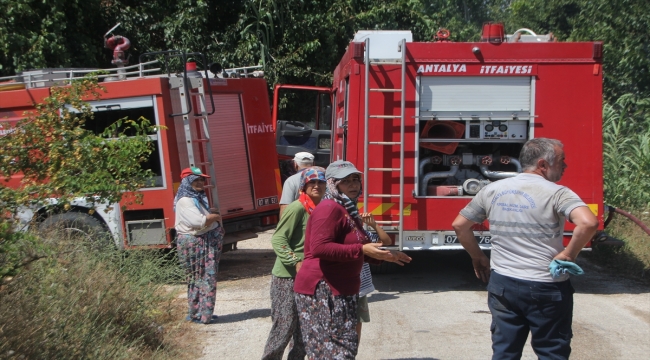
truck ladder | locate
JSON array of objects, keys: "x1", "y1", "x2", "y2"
[
  {"x1": 172, "y1": 75, "x2": 220, "y2": 209},
  {"x1": 363, "y1": 38, "x2": 407, "y2": 249}
]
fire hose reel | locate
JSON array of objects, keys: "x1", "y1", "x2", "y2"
[
  {"x1": 420, "y1": 120, "x2": 465, "y2": 155},
  {"x1": 435, "y1": 28, "x2": 451, "y2": 42}
]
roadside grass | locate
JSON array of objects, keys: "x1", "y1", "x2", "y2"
[
  {"x1": 596, "y1": 95, "x2": 650, "y2": 280},
  {"x1": 0, "y1": 230, "x2": 200, "y2": 360},
  {"x1": 587, "y1": 207, "x2": 650, "y2": 280}
]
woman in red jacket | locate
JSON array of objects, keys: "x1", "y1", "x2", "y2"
[{"x1": 293, "y1": 160, "x2": 405, "y2": 359}]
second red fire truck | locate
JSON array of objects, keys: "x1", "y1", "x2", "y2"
[
  {"x1": 276, "y1": 23, "x2": 604, "y2": 251},
  {"x1": 1, "y1": 46, "x2": 281, "y2": 250}
]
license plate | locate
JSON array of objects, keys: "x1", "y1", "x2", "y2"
[{"x1": 444, "y1": 235, "x2": 491, "y2": 244}]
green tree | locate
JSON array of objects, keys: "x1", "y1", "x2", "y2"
[
  {"x1": 0, "y1": 76, "x2": 158, "y2": 276},
  {"x1": 219, "y1": 0, "x2": 489, "y2": 87},
  {"x1": 0, "y1": 0, "x2": 108, "y2": 76},
  {"x1": 0, "y1": 0, "x2": 245, "y2": 76},
  {"x1": 98, "y1": 0, "x2": 244, "y2": 68},
  {"x1": 488, "y1": 0, "x2": 650, "y2": 100},
  {"x1": 2, "y1": 0, "x2": 648, "y2": 99},
  {"x1": 0, "y1": 77, "x2": 157, "y2": 209}
]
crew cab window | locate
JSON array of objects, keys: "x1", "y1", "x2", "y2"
[{"x1": 68, "y1": 96, "x2": 164, "y2": 188}]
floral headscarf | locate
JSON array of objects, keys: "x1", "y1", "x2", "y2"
[
  {"x1": 173, "y1": 174, "x2": 209, "y2": 212},
  {"x1": 298, "y1": 166, "x2": 326, "y2": 214},
  {"x1": 299, "y1": 167, "x2": 326, "y2": 191}
]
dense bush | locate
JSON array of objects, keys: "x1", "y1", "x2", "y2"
[
  {"x1": 603, "y1": 95, "x2": 650, "y2": 209},
  {"x1": 0, "y1": 231, "x2": 186, "y2": 359},
  {"x1": 0, "y1": 73, "x2": 184, "y2": 359},
  {"x1": 588, "y1": 211, "x2": 650, "y2": 279},
  {"x1": 0, "y1": 220, "x2": 43, "y2": 278},
  {"x1": 597, "y1": 94, "x2": 650, "y2": 277},
  {"x1": 0, "y1": 74, "x2": 159, "y2": 279}
]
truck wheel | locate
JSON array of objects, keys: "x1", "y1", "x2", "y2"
[{"x1": 39, "y1": 212, "x2": 110, "y2": 248}]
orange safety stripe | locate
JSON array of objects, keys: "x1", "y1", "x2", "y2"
[{"x1": 358, "y1": 202, "x2": 411, "y2": 216}]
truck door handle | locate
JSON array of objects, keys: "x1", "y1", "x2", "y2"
[{"x1": 227, "y1": 207, "x2": 243, "y2": 213}]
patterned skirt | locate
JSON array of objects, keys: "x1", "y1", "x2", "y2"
[
  {"x1": 176, "y1": 228, "x2": 224, "y2": 324},
  {"x1": 262, "y1": 276, "x2": 305, "y2": 360},
  {"x1": 295, "y1": 280, "x2": 359, "y2": 359}
]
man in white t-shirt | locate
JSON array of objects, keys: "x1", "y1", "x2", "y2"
[
  {"x1": 279, "y1": 152, "x2": 314, "y2": 217},
  {"x1": 452, "y1": 138, "x2": 599, "y2": 360}
]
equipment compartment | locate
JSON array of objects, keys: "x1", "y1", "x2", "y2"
[{"x1": 415, "y1": 75, "x2": 532, "y2": 197}]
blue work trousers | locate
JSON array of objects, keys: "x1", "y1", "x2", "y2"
[{"x1": 487, "y1": 270, "x2": 574, "y2": 360}]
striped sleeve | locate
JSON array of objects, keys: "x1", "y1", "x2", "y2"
[
  {"x1": 359, "y1": 263, "x2": 375, "y2": 297},
  {"x1": 366, "y1": 231, "x2": 380, "y2": 243}
]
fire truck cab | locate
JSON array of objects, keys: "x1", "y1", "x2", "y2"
[
  {"x1": 0, "y1": 53, "x2": 281, "y2": 249},
  {"x1": 272, "y1": 84, "x2": 333, "y2": 181},
  {"x1": 283, "y1": 25, "x2": 604, "y2": 250}
]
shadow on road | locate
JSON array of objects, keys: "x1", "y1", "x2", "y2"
[
  {"x1": 379, "y1": 358, "x2": 440, "y2": 360},
  {"x1": 372, "y1": 251, "x2": 650, "y2": 295},
  {"x1": 219, "y1": 249, "x2": 275, "y2": 281},
  {"x1": 372, "y1": 251, "x2": 485, "y2": 294},
  {"x1": 217, "y1": 245, "x2": 649, "y2": 296},
  {"x1": 367, "y1": 292, "x2": 399, "y2": 304},
  {"x1": 216, "y1": 308, "x2": 271, "y2": 324}
]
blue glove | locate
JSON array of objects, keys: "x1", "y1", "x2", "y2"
[{"x1": 549, "y1": 259, "x2": 584, "y2": 278}]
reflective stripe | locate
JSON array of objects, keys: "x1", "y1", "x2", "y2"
[
  {"x1": 357, "y1": 202, "x2": 412, "y2": 216},
  {"x1": 489, "y1": 220, "x2": 559, "y2": 229},
  {"x1": 490, "y1": 229, "x2": 561, "y2": 239}
]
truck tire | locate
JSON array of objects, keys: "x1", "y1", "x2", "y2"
[{"x1": 39, "y1": 212, "x2": 110, "y2": 248}]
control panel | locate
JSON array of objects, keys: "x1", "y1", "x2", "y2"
[{"x1": 466, "y1": 120, "x2": 528, "y2": 140}]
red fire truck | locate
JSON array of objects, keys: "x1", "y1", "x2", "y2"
[
  {"x1": 0, "y1": 48, "x2": 281, "y2": 250},
  {"x1": 278, "y1": 24, "x2": 604, "y2": 250}
]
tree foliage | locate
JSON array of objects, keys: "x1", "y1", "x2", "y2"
[
  {"x1": 0, "y1": 75, "x2": 159, "y2": 278},
  {"x1": 0, "y1": 0, "x2": 108, "y2": 75},
  {"x1": 2, "y1": 0, "x2": 649, "y2": 210},
  {"x1": 0, "y1": 76, "x2": 158, "y2": 213},
  {"x1": 214, "y1": 0, "x2": 492, "y2": 86},
  {"x1": 0, "y1": 0, "x2": 493, "y2": 86},
  {"x1": 1, "y1": 0, "x2": 648, "y2": 97},
  {"x1": 488, "y1": 0, "x2": 650, "y2": 100}
]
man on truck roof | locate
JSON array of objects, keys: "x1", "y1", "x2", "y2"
[
  {"x1": 279, "y1": 152, "x2": 314, "y2": 217},
  {"x1": 452, "y1": 137, "x2": 598, "y2": 360}
]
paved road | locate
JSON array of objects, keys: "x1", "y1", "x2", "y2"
[{"x1": 195, "y1": 231, "x2": 650, "y2": 360}]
